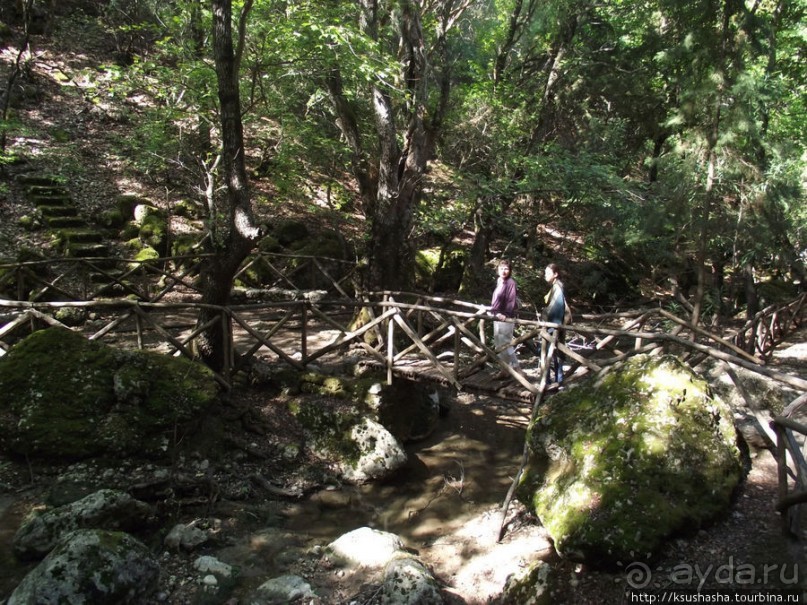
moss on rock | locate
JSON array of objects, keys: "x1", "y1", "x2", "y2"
[
  {"x1": 273, "y1": 219, "x2": 309, "y2": 247},
  {"x1": 0, "y1": 327, "x2": 219, "y2": 460},
  {"x1": 516, "y1": 354, "x2": 742, "y2": 565},
  {"x1": 288, "y1": 397, "x2": 364, "y2": 464},
  {"x1": 498, "y1": 560, "x2": 560, "y2": 605},
  {"x1": 287, "y1": 375, "x2": 409, "y2": 483}
]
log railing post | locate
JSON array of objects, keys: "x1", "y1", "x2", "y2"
[
  {"x1": 773, "y1": 422, "x2": 789, "y2": 534},
  {"x1": 454, "y1": 325, "x2": 460, "y2": 382},
  {"x1": 135, "y1": 311, "x2": 143, "y2": 349},
  {"x1": 301, "y1": 300, "x2": 308, "y2": 362},
  {"x1": 387, "y1": 305, "x2": 395, "y2": 385},
  {"x1": 16, "y1": 266, "x2": 25, "y2": 301},
  {"x1": 223, "y1": 308, "x2": 233, "y2": 385}
]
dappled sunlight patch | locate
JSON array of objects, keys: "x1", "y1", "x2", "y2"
[{"x1": 421, "y1": 506, "x2": 553, "y2": 603}]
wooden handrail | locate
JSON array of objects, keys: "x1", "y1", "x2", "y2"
[
  {"x1": 772, "y1": 409, "x2": 807, "y2": 536},
  {"x1": 1, "y1": 297, "x2": 805, "y2": 393}
]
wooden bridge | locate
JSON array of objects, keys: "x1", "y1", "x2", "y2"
[
  {"x1": 1, "y1": 254, "x2": 805, "y2": 393},
  {"x1": 2, "y1": 254, "x2": 807, "y2": 534}
]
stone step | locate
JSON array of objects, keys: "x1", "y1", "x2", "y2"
[
  {"x1": 46, "y1": 216, "x2": 86, "y2": 229},
  {"x1": 16, "y1": 175, "x2": 62, "y2": 187},
  {"x1": 25, "y1": 184, "x2": 69, "y2": 198},
  {"x1": 37, "y1": 204, "x2": 79, "y2": 218},
  {"x1": 56, "y1": 228, "x2": 106, "y2": 244},
  {"x1": 14, "y1": 174, "x2": 121, "y2": 274},
  {"x1": 31, "y1": 194, "x2": 73, "y2": 207},
  {"x1": 66, "y1": 243, "x2": 110, "y2": 258},
  {"x1": 87, "y1": 269, "x2": 126, "y2": 284},
  {"x1": 85, "y1": 258, "x2": 120, "y2": 271}
]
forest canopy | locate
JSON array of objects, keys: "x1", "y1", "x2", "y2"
[{"x1": 1, "y1": 0, "x2": 805, "y2": 316}]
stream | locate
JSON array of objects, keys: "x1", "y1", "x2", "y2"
[{"x1": 215, "y1": 390, "x2": 552, "y2": 603}]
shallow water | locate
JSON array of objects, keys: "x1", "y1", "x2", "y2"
[
  {"x1": 287, "y1": 394, "x2": 530, "y2": 541},
  {"x1": 220, "y1": 391, "x2": 541, "y2": 601}
]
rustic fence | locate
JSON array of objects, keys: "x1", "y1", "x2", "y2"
[
  {"x1": 772, "y1": 393, "x2": 807, "y2": 538},
  {"x1": 2, "y1": 290, "x2": 805, "y2": 400},
  {"x1": 2, "y1": 256, "x2": 806, "y2": 394},
  {"x1": 0, "y1": 251, "x2": 359, "y2": 304},
  {"x1": 732, "y1": 293, "x2": 807, "y2": 361}
]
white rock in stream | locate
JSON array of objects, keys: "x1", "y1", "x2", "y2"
[
  {"x1": 251, "y1": 574, "x2": 316, "y2": 604},
  {"x1": 327, "y1": 526, "x2": 404, "y2": 568},
  {"x1": 338, "y1": 417, "x2": 407, "y2": 484}
]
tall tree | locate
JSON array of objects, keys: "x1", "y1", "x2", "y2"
[
  {"x1": 195, "y1": 0, "x2": 262, "y2": 372},
  {"x1": 321, "y1": 0, "x2": 469, "y2": 290}
]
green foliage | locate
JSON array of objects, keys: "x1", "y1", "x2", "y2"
[{"x1": 5, "y1": 0, "x2": 802, "y2": 309}]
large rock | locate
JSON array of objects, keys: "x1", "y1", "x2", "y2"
[
  {"x1": 297, "y1": 372, "x2": 443, "y2": 442},
  {"x1": 327, "y1": 527, "x2": 404, "y2": 568},
  {"x1": 498, "y1": 560, "x2": 559, "y2": 605},
  {"x1": 8, "y1": 529, "x2": 159, "y2": 604},
  {"x1": 0, "y1": 327, "x2": 219, "y2": 460},
  {"x1": 365, "y1": 380, "x2": 442, "y2": 442},
  {"x1": 326, "y1": 528, "x2": 444, "y2": 603},
  {"x1": 289, "y1": 398, "x2": 407, "y2": 484},
  {"x1": 517, "y1": 354, "x2": 742, "y2": 564},
  {"x1": 13, "y1": 489, "x2": 154, "y2": 560},
  {"x1": 250, "y1": 574, "x2": 317, "y2": 604},
  {"x1": 380, "y1": 554, "x2": 444, "y2": 604}
]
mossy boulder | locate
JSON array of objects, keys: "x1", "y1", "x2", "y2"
[
  {"x1": 516, "y1": 354, "x2": 742, "y2": 565},
  {"x1": 289, "y1": 395, "x2": 407, "y2": 484},
  {"x1": 137, "y1": 211, "x2": 169, "y2": 254},
  {"x1": 172, "y1": 199, "x2": 203, "y2": 219},
  {"x1": 123, "y1": 243, "x2": 160, "y2": 267},
  {"x1": 273, "y1": 219, "x2": 309, "y2": 247},
  {"x1": 415, "y1": 247, "x2": 465, "y2": 293},
  {"x1": 286, "y1": 229, "x2": 352, "y2": 289},
  {"x1": 97, "y1": 207, "x2": 127, "y2": 229},
  {"x1": 293, "y1": 229, "x2": 349, "y2": 259},
  {"x1": 8, "y1": 529, "x2": 159, "y2": 604},
  {"x1": 13, "y1": 489, "x2": 154, "y2": 561},
  {"x1": 365, "y1": 380, "x2": 442, "y2": 443},
  {"x1": 498, "y1": 560, "x2": 562, "y2": 605},
  {"x1": 0, "y1": 327, "x2": 219, "y2": 460},
  {"x1": 114, "y1": 194, "x2": 142, "y2": 218}
]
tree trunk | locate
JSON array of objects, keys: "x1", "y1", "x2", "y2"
[
  {"x1": 711, "y1": 259, "x2": 725, "y2": 327},
  {"x1": 460, "y1": 198, "x2": 492, "y2": 294},
  {"x1": 744, "y1": 262, "x2": 759, "y2": 320},
  {"x1": 692, "y1": 0, "x2": 734, "y2": 331},
  {"x1": 327, "y1": 0, "x2": 452, "y2": 292},
  {"x1": 196, "y1": 0, "x2": 261, "y2": 373}
]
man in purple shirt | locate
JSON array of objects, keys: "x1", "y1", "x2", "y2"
[{"x1": 490, "y1": 259, "x2": 520, "y2": 377}]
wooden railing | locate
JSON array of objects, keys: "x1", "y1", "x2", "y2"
[
  {"x1": 772, "y1": 393, "x2": 807, "y2": 538},
  {"x1": 732, "y1": 293, "x2": 806, "y2": 361},
  {"x1": 0, "y1": 251, "x2": 358, "y2": 304},
  {"x1": 2, "y1": 255, "x2": 805, "y2": 397},
  {"x1": 2, "y1": 292, "x2": 805, "y2": 399}
]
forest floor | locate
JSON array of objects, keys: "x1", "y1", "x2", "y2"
[{"x1": 0, "y1": 330, "x2": 805, "y2": 604}]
